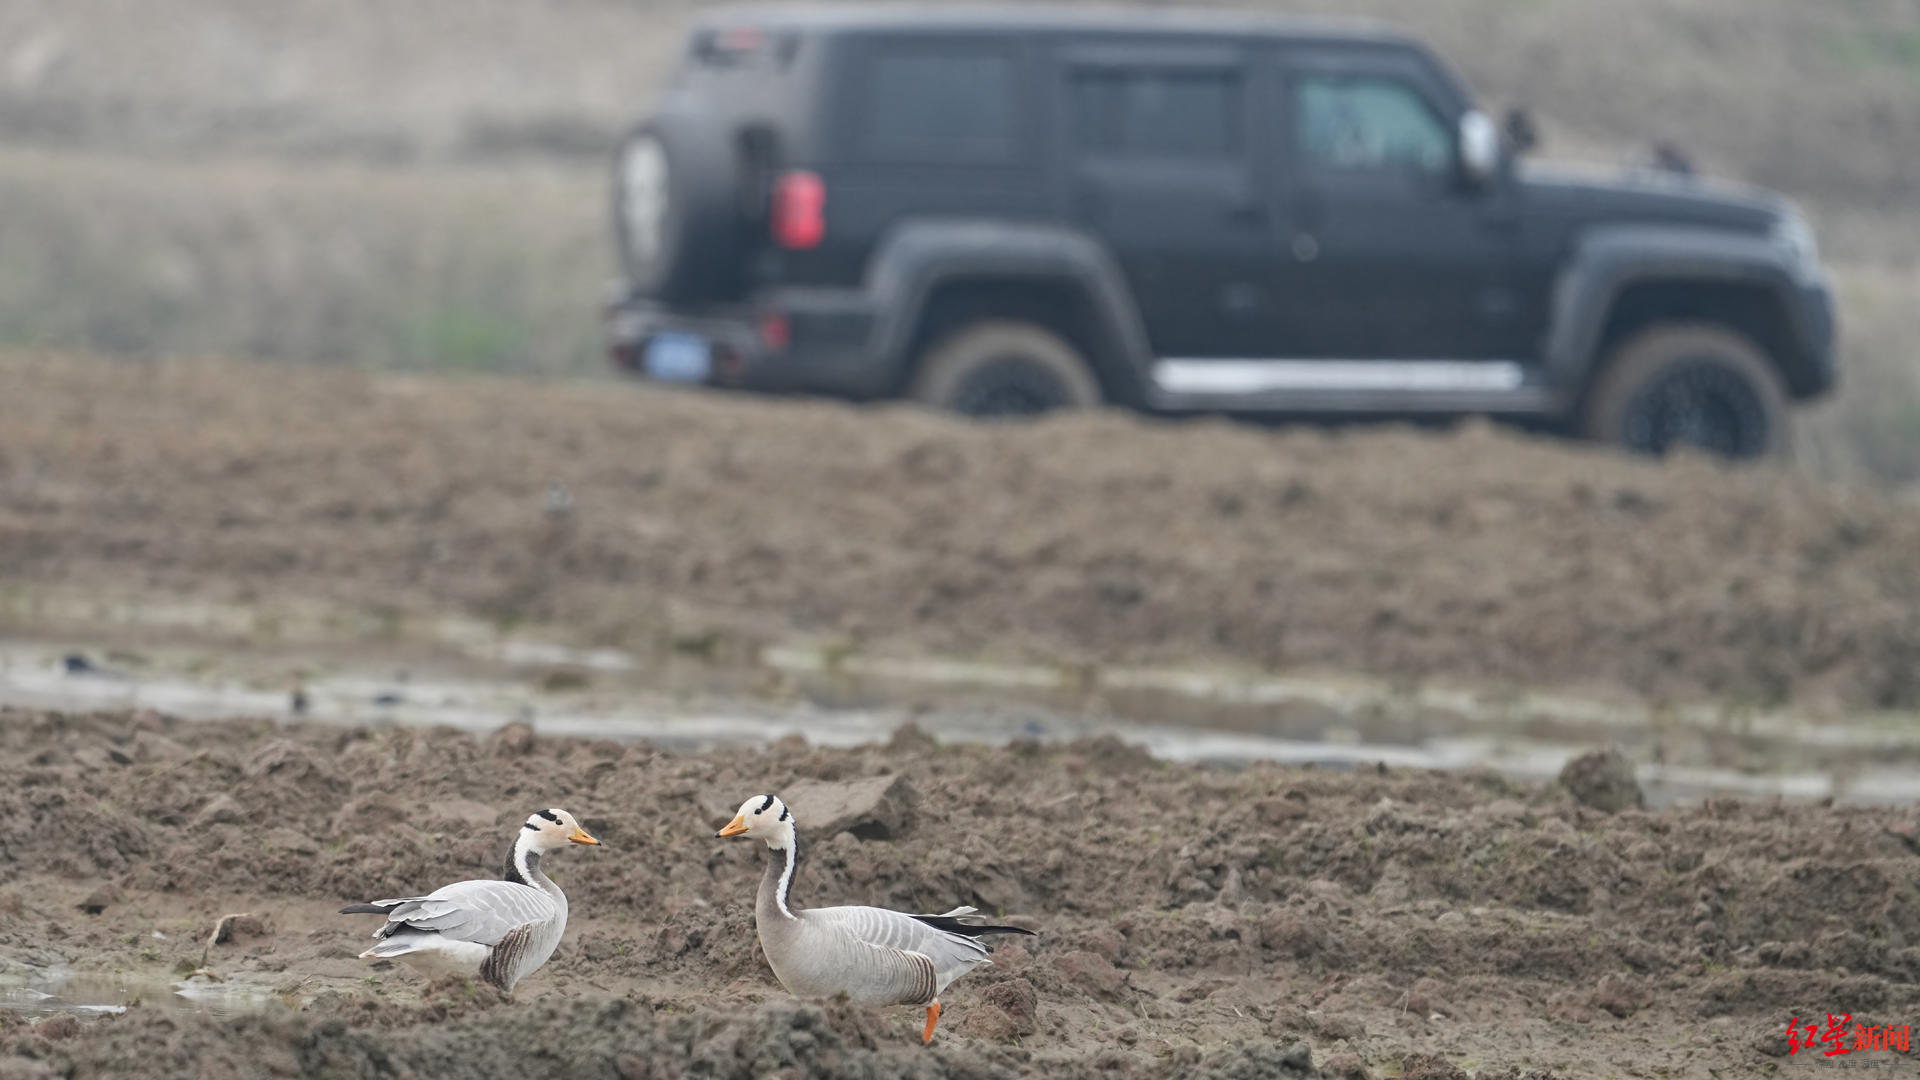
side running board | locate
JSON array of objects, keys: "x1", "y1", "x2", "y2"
[{"x1": 1148, "y1": 359, "x2": 1564, "y2": 415}]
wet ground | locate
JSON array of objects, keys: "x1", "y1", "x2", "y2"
[
  {"x1": 3, "y1": 351, "x2": 1919, "y2": 1076},
  {"x1": 5, "y1": 621, "x2": 1920, "y2": 811},
  {"x1": 2, "y1": 708, "x2": 1917, "y2": 1079}
]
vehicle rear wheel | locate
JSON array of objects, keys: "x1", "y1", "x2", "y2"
[
  {"x1": 1580, "y1": 323, "x2": 1790, "y2": 462},
  {"x1": 909, "y1": 321, "x2": 1103, "y2": 419}
]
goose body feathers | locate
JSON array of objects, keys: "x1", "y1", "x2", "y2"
[
  {"x1": 718, "y1": 793, "x2": 1035, "y2": 1041},
  {"x1": 760, "y1": 866, "x2": 1004, "y2": 1005},
  {"x1": 347, "y1": 880, "x2": 563, "y2": 988},
  {"x1": 341, "y1": 808, "x2": 598, "y2": 992}
]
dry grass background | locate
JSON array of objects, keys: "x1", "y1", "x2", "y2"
[{"x1": 0, "y1": 0, "x2": 1916, "y2": 487}]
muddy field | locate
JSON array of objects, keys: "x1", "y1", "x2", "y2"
[
  {"x1": 0, "y1": 706, "x2": 1913, "y2": 1078},
  {"x1": 6, "y1": 3, "x2": 1920, "y2": 1072},
  {"x1": 4, "y1": 351, "x2": 1920, "y2": 1075},
  {"x1": 3, "y1": 351, "x2": 1920, "y2": 713}
]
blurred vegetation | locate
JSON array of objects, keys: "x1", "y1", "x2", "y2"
[
  {"x1": 0, "y1": 0, "x2": 1916, "y2": 489},
  {"x1": 0, "y1": 150, "x2": 604, "y2": 373}
]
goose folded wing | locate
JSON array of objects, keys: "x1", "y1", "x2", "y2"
[
  {"x1": 389, "y1": 881, "x2": 557, "y2": 946},
  {"x1": 807, "y1": 905, "x2": 991, "y2": 966}
]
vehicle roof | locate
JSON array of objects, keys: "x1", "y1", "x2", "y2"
[{"x1": 693, "y1": 3, "x2": 1413, "y2": 47}]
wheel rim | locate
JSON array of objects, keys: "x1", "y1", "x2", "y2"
[
  {"x1": 1617, "y1": 357, "x2": 1770, "y2": 459},
  {"x1": 948, "y1": 358, "x2": 1075, "y2": 418}
]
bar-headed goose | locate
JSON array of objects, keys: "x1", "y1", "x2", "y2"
[
  {"x1": 340, "y1": 808, "x2": 599, "y2": 992},
  {"x1": 716, "y1": 793, "x2": 1035, "y2": 1043}
]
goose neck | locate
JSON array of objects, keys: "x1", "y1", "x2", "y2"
[
  {"x1": 507, "y1": 833, "x2": 564, "y2": 904},
  {"x1": 759, "y1": 834, "x2": 800, "y2": 921}
]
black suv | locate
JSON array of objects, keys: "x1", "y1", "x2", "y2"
[{"x1": 606, "y1": 4, "x2": 1836, "y2": 459}]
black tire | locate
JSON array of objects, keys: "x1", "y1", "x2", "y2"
[
  {"x1": 909, "y1": 321, "x2": 1103, "y2": 418},
  {"x1": 1580, "y1": 323, "x2": 1791, "y2": 462},
  {"x1": 614, "y1": 111, "x2": 747, "y2": 303}
]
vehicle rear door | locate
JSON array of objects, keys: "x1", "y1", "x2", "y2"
[
  {"x1": 821, "y1": 32, "x2": 1049, "y2": 288},
  {"x1": 1057, "y1": 42, "x2": 1275, "y2": 359}
]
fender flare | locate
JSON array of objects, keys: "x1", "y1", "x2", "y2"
[
  {"x1": 1543, "y1": 225, "x2": 1822, "y2": 393},
  {"x1": 862, "y1": 220, "x2": 1155, "y2": 403}
]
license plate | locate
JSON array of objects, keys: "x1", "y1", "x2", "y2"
[{"x1": 643, "y1": 332, "x2": 711, "y2": 383}]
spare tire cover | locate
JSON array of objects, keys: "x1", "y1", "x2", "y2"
[{"x1": 615, "y1": 110, "x2": 746, "y2": 303}]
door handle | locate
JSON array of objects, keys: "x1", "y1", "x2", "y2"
[
  {"x1": 1219, "y1": 281, "x2": 1262, "y2": 316},
  {"x1": 1226, "y1": 202, "x2": 1268, "y2": 226}
]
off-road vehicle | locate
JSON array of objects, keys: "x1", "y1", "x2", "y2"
[{"x1": 605, "y1": 4, "x2": 1836, "y2": 459}]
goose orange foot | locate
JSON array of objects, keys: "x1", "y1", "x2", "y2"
[{"x1": 922, "y1": 1001, "x2": 943, "y2": 1044}]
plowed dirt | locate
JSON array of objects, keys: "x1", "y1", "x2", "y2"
[
  {"x1": 1, "y1": 709, "x2": 1915, "y2": 1078},
  {"x1": 2, "y1": 351, "x2": 1918, "y2": 711}
]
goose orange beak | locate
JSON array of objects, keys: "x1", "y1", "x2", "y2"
[
  {"x1": 716, "y1": 815, "x2": 748, "y2": 838},
  {"x1": 569, "y1": 827, "x2": 600, "y2": 845}
]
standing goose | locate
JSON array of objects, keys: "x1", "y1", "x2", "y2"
[
  {"x1": 340, "y1": 808, "x2": 599, "y2": 992},
  {"x1": 716, "y1": 793, "x2": 1035, "y2": 1043}
]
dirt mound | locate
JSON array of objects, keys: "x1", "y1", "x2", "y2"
[
  {"x1": 0, "y1": 708, "x2": 1913, "y2": 1078},
  {"x1": 4, "y1": 352, "x2": 1919, "y2": 710}
]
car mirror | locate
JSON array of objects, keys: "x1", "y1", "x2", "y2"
[{"x1": 1459, "y1": 110, "x2": 1499, "y2": 187}]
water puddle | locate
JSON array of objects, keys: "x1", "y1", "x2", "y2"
[
  {"x1": 760, "y1": 645, "x2": 1920, "y2": 754},
  {"x1": 0, "y1": 968, "x2": 282, "y2": 1020},
  {"x1": 3, "y1": 607, "x2": 1918, "y2": 808},
  {"x1": 13, "y1": 587, "x2": 1919, "y2": 750}
]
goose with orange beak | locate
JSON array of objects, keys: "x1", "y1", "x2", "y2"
[
  {"x1": 341, "y1": 808, "x2": 600, "y2": 992},
  {"x1": 717, "y1": 793, "x2": 1035, "y2": 1043}
]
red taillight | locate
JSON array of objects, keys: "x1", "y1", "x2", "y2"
[
  {"x1": 771, "y1": 170, "x2": 825, "y2": 250},
  {"x1": 758, "y1": 311, "x2": 791, "y2": 350}
]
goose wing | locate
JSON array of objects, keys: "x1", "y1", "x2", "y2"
[
  {"x1": 803, "y1": 904, "x2": 993, "y2": 971},
  {"x1": 367, "y1": 880, "x2": 557, "y2": 947}
]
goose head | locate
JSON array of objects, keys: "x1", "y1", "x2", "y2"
[
  {"x1": 716, "y1": 794, "x2": 794, "y2": 850},
  {"x1": 521, "y1": 808, "x2": 600, "y2": 852}
]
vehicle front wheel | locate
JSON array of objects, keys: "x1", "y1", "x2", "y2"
[
  {"x1": 908, "y1": 321, "x2": 1103, "y2": 419},
  {"x1": 1579, "y1": 323, "x2": 1790, "y2": 462}
]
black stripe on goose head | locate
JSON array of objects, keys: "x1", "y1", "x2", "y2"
[
  {"x1": 535, "y1": 809, "x2": 561, "y2": 823},
  {"x1": 756, "y1": 795, "x2": 776, "y2": 815}
]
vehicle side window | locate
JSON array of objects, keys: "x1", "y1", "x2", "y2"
[
  {"x1": 1072, "y1": 68, "x2": 1242, "y2": 159},
  {"x1": 863, "y1": 46, "x2": 1016, "y2": 164},
  {"x1": 1294, "y1": 75, "x2": 1450, "y2": 175}
]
